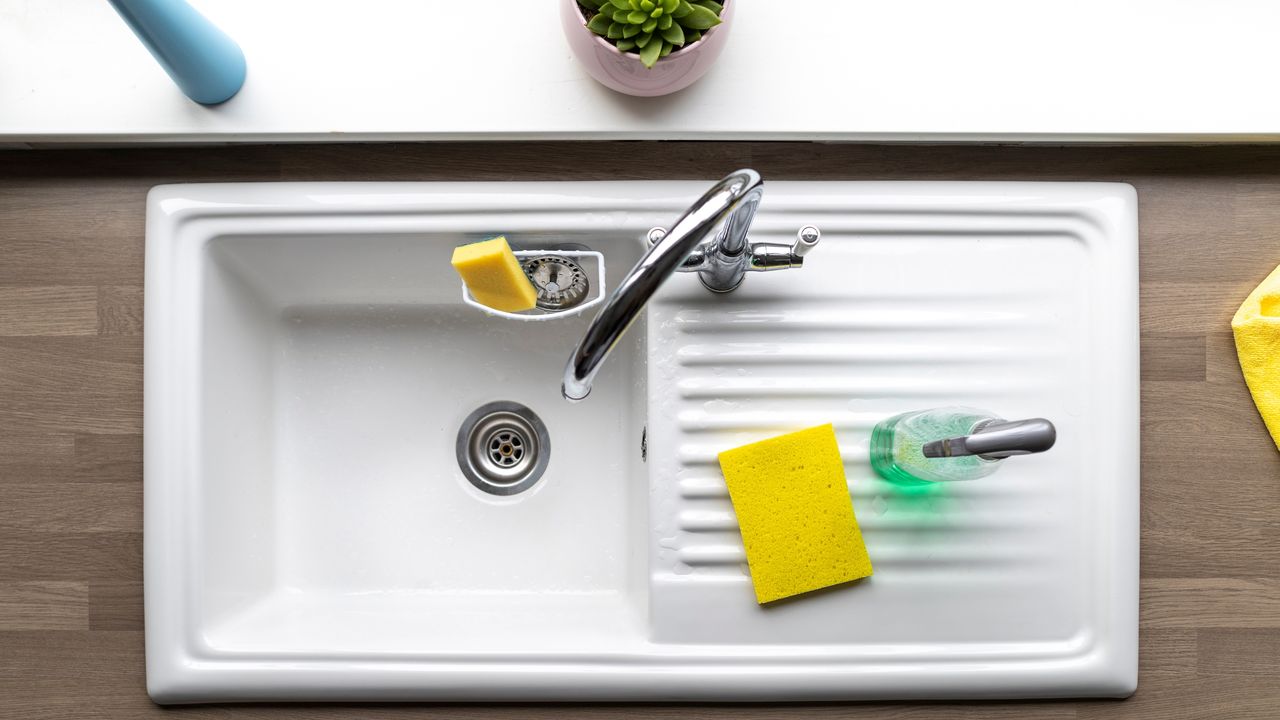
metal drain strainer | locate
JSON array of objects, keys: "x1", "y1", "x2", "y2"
[{"x1": 456, "y1": 401, "x2": 550, "y2": 496}]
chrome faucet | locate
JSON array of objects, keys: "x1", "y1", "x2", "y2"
[{"x1": 561, "y1": 169, "x2": 821, "y2": 402}]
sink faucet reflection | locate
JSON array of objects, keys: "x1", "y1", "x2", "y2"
[{"x1": 562, "y1": 169, "x2": 821, "y2": 402}]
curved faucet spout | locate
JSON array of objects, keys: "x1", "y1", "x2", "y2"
[
  {"x1": 560, "y1": 170, "x2": 820, "y2": 402},
  {"x1": 562, "y1": 169, "x2": 764, "y2": 402}
]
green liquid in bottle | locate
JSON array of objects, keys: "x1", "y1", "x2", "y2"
[{"x1": 870, "y1": 407, "x2": 1002, "y2": 484}]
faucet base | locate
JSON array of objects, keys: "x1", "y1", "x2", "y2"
[{"x1": 699, "y1": 272, "x2": 745, "y2": 294}]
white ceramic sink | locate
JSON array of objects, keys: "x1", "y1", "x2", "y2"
[{"x1": 145, "y1": 181, "x2": 1138, "y2": 703}]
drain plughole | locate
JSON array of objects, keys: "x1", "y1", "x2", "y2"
[{"x1": 456, "y1": 401, "x2": 550, "y2": 496}]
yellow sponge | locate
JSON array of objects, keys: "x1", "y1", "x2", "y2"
[
  {"x1": 717, "y1": 424, "x2": 873, "y2": 604},
  {"x1": 451, "y1": 236, "x2": 538, "y2": 313}
]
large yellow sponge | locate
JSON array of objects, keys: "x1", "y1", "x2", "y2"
[
  {"x1": 451, "y1": 236, "x2": 538, "y2": 313},
  {"x1": 718, "y1": 424, "x2": 873, "y2": 604}
]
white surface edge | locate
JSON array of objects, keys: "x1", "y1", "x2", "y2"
[{"x1": 9, "y1": 0, "x2": 1280, "y2": 144}]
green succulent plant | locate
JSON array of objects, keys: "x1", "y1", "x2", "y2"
[{"x1": 578, "y1": 0, "x2": 724, "y2": 69}]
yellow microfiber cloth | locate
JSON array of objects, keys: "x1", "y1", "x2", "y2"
[
  {"x1": 1233, "y1": 263, "x2": 1280, "y2": 452},
  {"x1": 451, "y1": 236, "x2": 538, "y2": 313},
  {"x1": 717, "y1": 424, "x2": 873, "y2": 604}
]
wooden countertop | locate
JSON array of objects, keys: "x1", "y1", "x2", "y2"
[{"x1": 1, "y1": 143, "x2": 1278, "y2": 718}]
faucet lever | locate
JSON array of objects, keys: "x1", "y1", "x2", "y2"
[
  {"x1": 649, "y1": 224, "x2": 822, "y2": 274},
  {"x1": 647, "y1": 227, "x2": 706, "y2": 270},
  {"x1": 794, "y1": 225, "x2": 821, "y2": 257},
  {"x1": 748, "y1": 225, "x2": 823, "y2": 272}
]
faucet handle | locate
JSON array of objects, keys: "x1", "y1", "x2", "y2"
[
  {"x1": 747, "y1": 224, "x2": 822, "y2": 272},
  {"x1": 652, "y1": 223, "x2": 821, "y2": 273},
  {"x1": 649, "y1": 226, "x2": 710, "y2": 270},
  {"x1": 793, "y1": 225, "x2": 821, "y2": 257}
]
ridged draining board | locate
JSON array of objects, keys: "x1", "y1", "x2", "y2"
[{"x1": 645, "y1": 182, "x2": 1138, "y2": 697}]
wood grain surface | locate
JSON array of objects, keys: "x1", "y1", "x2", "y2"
[{"x1": 2, "y1": 143, "x2": 1279, "y2": 718}]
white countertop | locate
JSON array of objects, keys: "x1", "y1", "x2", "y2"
[{"x1": 3, "y1": 0, "x2": 1279, "y2": 144}]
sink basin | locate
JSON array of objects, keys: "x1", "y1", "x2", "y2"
[{"x1": 145, "y1": 181, "x2": 1138, "y2": 702}]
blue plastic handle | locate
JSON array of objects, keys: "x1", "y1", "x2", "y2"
[{"x1": 108, "y1": 0, "x2": 246, "y2": 105}]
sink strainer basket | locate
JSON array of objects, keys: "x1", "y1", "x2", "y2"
[{"x1": 460, "y1": 250, "x2": 606, "y2": 322}]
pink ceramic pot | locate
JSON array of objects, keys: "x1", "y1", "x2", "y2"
[{"x1": 560, "y1": 0, "x2": 734, "y2": 97}]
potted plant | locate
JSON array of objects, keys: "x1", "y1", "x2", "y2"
[{"x1": 561, "y1": 0, "x2": 733, "y2": 97}]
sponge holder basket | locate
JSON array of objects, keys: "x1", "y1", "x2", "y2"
[{"x1": 460, "y1": 250, "x2": 606, "y2": 322}]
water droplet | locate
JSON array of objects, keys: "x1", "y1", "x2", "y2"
[{"x1": 871, "y1": 495, "x2": 888, "y2": 516}]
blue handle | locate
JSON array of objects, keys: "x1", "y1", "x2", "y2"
[{"x1": 108, "y1": 0, "x2": 246, "y2": 105}]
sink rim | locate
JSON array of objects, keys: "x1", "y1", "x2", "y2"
[{"x1": 145, "y1": 181, "x2": 1138, "y2": 703}]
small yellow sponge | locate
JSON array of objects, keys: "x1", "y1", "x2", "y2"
[
  {"x1": 451, "y1": 236, "x2": 538, "y2": 313},
  {"x1": 718, "y1": 424, "x2": 873, "y2": 604}
]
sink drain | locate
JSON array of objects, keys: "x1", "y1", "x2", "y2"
[{"x1": 456, "y1": 401, "x2": 550, "y2": 496}]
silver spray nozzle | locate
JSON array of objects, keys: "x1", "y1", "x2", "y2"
[{"x1": 921, "y1": 418, "x2": 1057, "y2": 461}]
